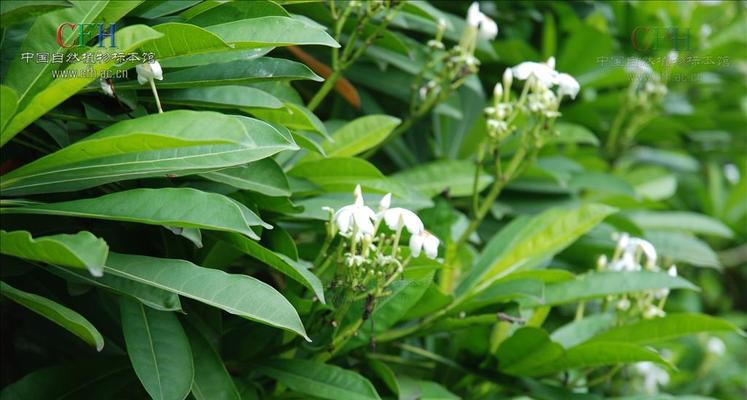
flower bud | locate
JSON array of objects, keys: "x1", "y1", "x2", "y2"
[
  {"x1": 493, "y1": 82, "x2": 503, "y2": 99},
  {"x1": 502, "y1": 68, "x2": 513, "y2": 94}
]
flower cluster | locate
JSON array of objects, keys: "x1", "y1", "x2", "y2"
[
  {"x1": 324, "y1": 186, "x2": 439, "y2": 290},
  {"x1": 597, "y1": 233, "x2": 677, "y2": 319},
  {"x1": 484, "y1": 57, "x2": 580, "y2": 141},
  {"x1": 625, "y1": 56, "x2": 669, "y2": 107}
]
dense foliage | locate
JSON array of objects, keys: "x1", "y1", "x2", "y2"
[{"x1": 1, "y1": 1, "x2": 746, "y2": 399}]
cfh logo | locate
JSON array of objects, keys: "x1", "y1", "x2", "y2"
[
  {"x1": 56, "y1": 22, "x2": 117, "y2": 48},
  {"x1": 631, "y1": 26, "x2": 690, "y2": 52}
]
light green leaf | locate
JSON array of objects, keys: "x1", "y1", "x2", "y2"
[
  {"x1": 48, "y1": 265, "x2": 182, "y2": 312},
  {"x1": 289, "y1": 157, "x2": 415, "y2": 199},
  {"x1": 1, "y1": 111, "x2": 296, "y2": 196},
  {"x1": 551, "y1": 314, "x2": 616, "y2": 348},
  {"x1": 205, "y1": 16, "x2": 339, "y2": 48},
  {"x1": 525, "y1": 271, "x2": 698, "y2": 307},
  {"x1": 186, "y1": 1, "x2": 288, "y2": 25},
  {"x1": 456, "y1": 278, "x2": 544, "y2": 314},
  {"x1": 120, "y1": 298, "x2": 194, "y2": 400},
  {"x1": 107, "y1": 252, "x2": 308, "y2": 340},
  {"x1": 214, "y1": 232, "x2": 325, "y2": 303},
  {"x1": 307, "y1": 115, "x2": 401, "y2": 160},
  {"x1": 187, "y1": 325, "x2": 241, "y2": 400},
  {"x1": 142, "y1": 22, "x2": 232, "y2": 61},
  {"x1": 159, "y1": 86, "x2": 283, "y2": 110},
  {"x1": 248, "y1": 102, "x2": 328, "y2": 137},
  {"x1": 496, "y1": 327, "x2": 565, "y2": 376},
  {"x1": 116, "y1": 58, "x2": 322, "y2": 90},
  {"x1": 259, "y1": 359, "x2": 381, "y2": 400},
  {"x1": 1, "y1": 281, "x2": 104, "y2": 351},
  {"x1": 551, "y1": 122, "x2": 600, "y2": 146},
  {"x1": 392, "y1": 159, "x2": 494, "y2": 198},
  {"x1": 568, "y1": 172, "x2": 637, "y2": 197},
  {"x1": 588, "y1": 313, "x2": 744, "y2": 344},
  {"x1": 0, "y1": 1, "x2": 72, "y2": 25},
  {"x1": 529, "y1": 342, "x2": 668, "y2": 377},
  {"x1": 2, "y1": 188, "x2": 269, "y2": 240},
  {"x1": 3, "y1": 24, "x2": 163, "y2": 145},
  {"x1": 628, "y1": 211, "x2": 734, "y2": 239},
  {"x1": 201, "y1": 159, "x2": 290, "y2": 197},
  {"x1": 457, "y1": 204, "x2": 617, "y2": 296},
  {"x1": 0, "y1": 85, "x2": 18, "y2": 134},
  {"x1": 0, "y1": 230, "x2": 107, "y2": 277},
  {"x1": 645, "y1": 230, "x2": 721, "y2": 268}
]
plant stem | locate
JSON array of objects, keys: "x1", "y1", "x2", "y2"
[{"x1": 149, "y1": 79, "x2": 163, "y2": 113}]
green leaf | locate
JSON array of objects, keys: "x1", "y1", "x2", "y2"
[
  {"x1": 0, "y1": 358, "x2": 132, "y2": 399},
  {"x1": 186, "y1": 1, "x2": 288, "y2": 25},
  {"x1": 392, "y1": 159, "x2": 494, "y2": 198},
  {"x1": 568, "y1": 172, "x2": 637, "y2": 197},
  {"x1": 106, "y1": 252, "x2": 308, "y2": 340},
  {"x1": 0, "y1": 85, "x2": 18, "y2": 134},
  {"x1": 645, "y1": 230, "x2": 721, "y2": 268},
  {"x1": 551, "y1": 122, "x2": 600, "y2": 146},
  {"x1": 0, "y1": 230, "x2": 107, "y2": 277},
  {"x1": 131, "y1": 1, "x2": 201, "y2": 19},
  {"x1": 550, "y1": 314, "x2": 616, "y2": 348},
  {"x1": 457, "y1": 204, "x2": 617, "y2": 296},
  {"x1": 525, "y1": 271, "x2": 698, "y2": 307},
  {"x1": 213, "y1": 232, "x2": 325, "y2": 303},
  {"x1": 204, "y1": 16, "x2": 339, "y2": 48},
  {"x1": 248, "y1": 102, "x2": 328, "y2": 137},
  {"x1": 159, "y1": 86, "x2": 283, "y2": 110},
  {"x1": 305, "y1": 115, "x2": 401, "y2": 160},
  {"x1": 2, "y1": 24, "x2": 163, "y2": 145},
  {"x1": 116, "y1": 58, "x2": 322, "y2": 90},
  {"x1": 1, "y1": 281, "x2": 104, "y2": 351},
  {"x1": 289, "y1": 157, "x2": 415, "y2": 198},
  {"x1": 0, "y1": 1, "x2": 72, "y2": 26},
  {"x1": 120, "y1": 298, "x2": 194, "y2": 400},
  {"x1": 348, "y1": 264, "x2": 435, "y2": 350},
  {"x1": 588, "y1": 313, "x2": 744, "y2": 344},
  {"x1": 259, "y1": 359, "x2": 381, "y2": 400},
  {"x1": 456, "y1": 278, "x2": 544, "y2": 314},
  {"x1": 1, "y1": 111, "x2": 297, "y2": 196},
  {"x1": 186, "y1": 325, "x2": 241, "y2": 400},
  {"x1": 2, "y1": 188, "x2": 269, "y2": 240},
  {"x1": 496, "y1": 327, "x2": 565, "y2": 376},
  {"x1": 529, "y1": 342, "x2": 668, "y2": 377},
  {"x1": 628, "y1": 211, "x2": 734, "y2": 239},
  {"x1": 142, "y1": 22, "x2": 232, "y2": 61},
  {"x1": 201, "y1": 158, "x2": 290, "y2": 197},
  {"x1": 48, "y1": 265, "x2": 182, "y2": 312}
]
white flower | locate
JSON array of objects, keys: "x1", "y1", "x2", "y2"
[
  {"x1": 667, "y1": 265, "x2": 677, "y2": 277},
  {"x1": 724, "y1": 163, "x2": 740, "y2": 184},
  {"x1": 634, "y1": 362, "x2": 669, "y2": 394},
  {"x1": 631, "y1": 238, "x2": 658, "y2": 268},
  {"x1": 466, "y1": 2, "x2": 498, "y2": 40},
  {"x1": 382, "y1": 207, "x2": 424, "y2": 234},
  {"x1": 666, "y1": 50, "x2": 678, "y2": 65},
  {"x1": 625, "y1": 58, "x2": 653, "y2": 76},
  {"x1": 643, "y1": 305, "x2": 666, "y2": 319},
  {"x1": 379, "y1": 193, "x2": 391, "y2": 212},
  {"x1": 556, "y1": 73, "x2": 580, "y2": 99},
  {"x1": 409, "y1": 230, "x2": 439, "y2": 259},
  {"x1": 545, "y1": 56, "x2": 556, "y2": 70},
  {"x1": 617, "y1": 297, "x2": 631, "y2": 311},
  {"x1": 334, "y1": 185, "x2": 376, "y2": 238},
  {"x1": 100, "y1": 78, "x2": 114, "y2": 97},
  {"x1": 136, "y1": 60, "x2": 163, "y2": 85},
  {"x1": 511, "y1": 61, "x2": 558, "y2": 88},
  {"x1": 706, "y1": 337, "x2": 725, "y2": 356}
]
